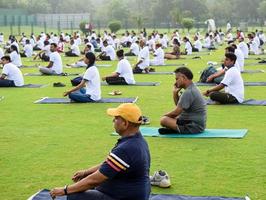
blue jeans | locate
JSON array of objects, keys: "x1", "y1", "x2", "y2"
[{"x1": 69, "y1": 88, "x2": 95, "y2": 103}]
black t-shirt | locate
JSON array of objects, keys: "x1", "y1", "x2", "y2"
[{"x1": 97, "y1": 132, "x2": 151, "y2": 200}]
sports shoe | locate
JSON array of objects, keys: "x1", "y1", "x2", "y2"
[
  {"x1": 53, "y1": 82, "x2": 66, "y2": 87},
  {"x1": 141, "y1": 116, "x2": 150, "y2": 125},
  {"x1": 150, "y1": 170, "x2": 171, "y2": 188}
]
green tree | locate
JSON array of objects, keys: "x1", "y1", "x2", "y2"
[
  {"x1": 108, "y1": 20, "x2": 122, "y2": 33},
  {"x1": 182, "y1": 18, "x2": 194, "y2": 32}
]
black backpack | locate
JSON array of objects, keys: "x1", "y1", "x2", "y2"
[{"x1": 199, "y1": 66, "x2": 217, "y2": 83}]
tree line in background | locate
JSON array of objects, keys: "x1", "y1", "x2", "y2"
[{"x1": 1, "y1": 0, "x2": 266, "y2": 29}]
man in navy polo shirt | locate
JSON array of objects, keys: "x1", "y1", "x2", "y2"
[{"x1": 50, "y1": 103, "x2": 151, "y2": 200}]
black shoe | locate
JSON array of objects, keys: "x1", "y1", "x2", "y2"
[
  {"x1": 258, "y1": 60, "x2": 266, "y2": 63},
  {"x1": 53, "y1": 82, "x2": 66, "y2": 87},
  {"x1": 192, "y1": 56, "x2": 201, "y2": 59},
  {"x1": 158, "y1": 128, "x2": 178, "y2": 135}
]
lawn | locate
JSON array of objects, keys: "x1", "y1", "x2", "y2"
[{"x1": 0, "y1": 39, "x2": 266, "y2": 200}]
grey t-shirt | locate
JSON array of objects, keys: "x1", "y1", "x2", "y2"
[{"x1": 178, "y1": 83, "x2": 207, "y2": 132}]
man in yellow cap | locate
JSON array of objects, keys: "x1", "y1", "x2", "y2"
[{"x1": 50, "y1": 103, "x2": 151, "y2": 200}]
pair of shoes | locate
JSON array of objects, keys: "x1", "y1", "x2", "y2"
[
  {"x1": 141, "y1": 116, "x2": 150, "y2": 125},
  {"x1": 53, "y1": 82, "x2": 66, "y2": 87},
  {"x1": 258, "y1": 60, "x2": 266, "y2": 64},
  {"x1": 108, "y1": 90, "x2": 122, "y2": 96},
  {"x1": 150, "y1": 170, "x2": 171, "y2": 188},
  {"x1": 158, "y1": 128, "x2": 178, "y2": 134}
]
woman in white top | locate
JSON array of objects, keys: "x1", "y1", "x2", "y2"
[
  {"x1": 64, "y1": 52, "x2": 101, "y2": 102},
  {"x1": 102, "y1": 49, "x2": 135, "y2": 85},
  {"x1": 10, "y1": 45, "x2": 22, "y2": 67}
]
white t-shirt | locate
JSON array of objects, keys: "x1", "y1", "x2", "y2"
[
  {"x1": 250, "y1": 40, "x2": 259, "y2": 55},
  {"x1": 71, "y1": 44, "x2": 80, "y2": 56},
  {"x1": 83, "y1": 66, "x2": 101, "y2": 101},
  {"x1": 116, "y1": 58, "x2": 135, "y2": 84},
  {"x1": 0, "y1": 48, "x2": 4, "y2": 59},
  {"x1": 42, "y1": 45, "x2": 51, "y2": 56},
  {"x1": 36, "y1": 40, "x2": 44, "y2": 49},
  {"x1": 24, "y1": 44, "x2": 33, "y2": 57},
  {"x1": 2, "y1": 62, "x2": 24, "y2": 86},
  {"x1": 194, "y1": 40, "x2": 202, "y2": 51},
  {"x1": 10, "y1": 51, "x2": 22, "y2": 67},
  {"x1": 104, "y1": 45, "x2": 116, "y2": 60},
  {"x1": 221, "y1": 66, "x2": 244, "y2": 103},
  {"x1": 203, "y1": 37, "x2": 211, "y2": 48},
  {"x1": 0, "y1": 35, "x2": 4, "y2": 43},
  {"x1": 234, "y1": 49, "x2": 244, "y2": 72},
  {"x1": 151, "y1": 47, "x2": 164, "y2": 65},
  {"x1": 137, "y1": 46, "x2": 150, "y2": 69},
  {"x1": 130, "y1": 43, "x2": 140, "y2": 56},
  {"x1": 185, "y1": 41, "x2": 192, "y2": 55},
  {"x1": 238, "y1": 42, "x2": 249, "y2": 58},
  {"x1": 49, "y1": 52, "x2": 63, "y2": 74}
]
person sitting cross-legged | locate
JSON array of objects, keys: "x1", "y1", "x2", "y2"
[
  {"x1": 50, "y1": 103, "x2": 151, "y2": 200},
  {"x1": 159, "y1": 67, "x2": 206, "y2": 134},
  {"x1": 102, "y1": 49, "x2": 135, "y2": 85},
  {"x1": 39, "y1": 43, "x2": 63, "y2": 75},
  {"x1": 203, "y1": 52, "x2": 244, "y2": 104},
  {"x1": 63, "y1": 52, "x2": 101, "y2": 103},
  {"x1": 0, "y1": 55, "x2": 24, "y2": 87}
]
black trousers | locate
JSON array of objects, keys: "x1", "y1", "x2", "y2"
[
  {"x1": 124, "y1": 52, "x2": 137, "y2": 56},
  {"x1": 65, "y1": 51, "x2": 79, "y2": 57},
  {"x1": 0, "y1": 79, "x2": 16, "y2": 87},
  {"x1": 133, "y1": 66, "x2": 143, "y2": 74},
  {"x1": 99, "y1": 55, "x2": 111, "y2": 60},
  {"x1": 40, "y1": 54, "x2": 50, "y2": 61},
  {"x1": 210, "y1": 91, "x2": 239, "y2": 104},
  {"x1": 106, "y1": 77, "x2": 128, "y2": 85}
]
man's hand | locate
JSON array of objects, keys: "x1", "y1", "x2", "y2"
[
  {"x1": 50, "y1": 187, "x2": 65, "y2": 199},
  {"x1": 63, "y1": 91, "x2": 70, "y2": 97},
  {"x1": 203, "y1": 90, "x2": 210, "y2": 97},
  {"x1": 206, "y1": 76, "x2": 213, "y2": 83},
  {"x1": 72, "y1": 170, "x2": 88, "y2": 182},
  {"x1": 173, "y1": 83, "x2": 182, "y2": 94}
]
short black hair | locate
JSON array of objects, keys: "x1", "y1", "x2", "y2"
[
  {"x1": 174, "y1": 67, "x2": 193, "y2": 80},
  {"x1": 225, "y1": 52, "x2": 237, "y2": 63},
  {"x1": 50, "y1": 43, "x2": 57, "y2": 47},
  {"x1": 116, "y1": 49, "x2": 124, "y2": 57},
  {"x1": 225, "y1": 46, "x2": 235, "y2": 53},
  {"x1": 1, "y1": 56, "x2": 11, "y2": 62}
]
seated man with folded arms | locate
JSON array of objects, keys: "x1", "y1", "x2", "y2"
[
  {"x1": 98, "y1": 40, "x2": 116, "y2": 61},
  {"x1": 102, "y1": 49, "x2": 135, "y2": 85},
  {"x1": 133, "y1": 39, "x2": 150, "y2": 73},
  {"x1": 39, "y1": 43, "x2": 63, "y2": 75},
  {"x1": 159, "y1": 67, "x2": 206, "y2": 134},
  {"x1": 150, "y1": 43, "x2": 165, "y2": 66},
  {"x1": 125, "y1": 40, "x2": 140, "y2": 56},
  {"x1": 50, "y1": 103, "x2": 151, "y2": 200},
  {"x1": 0, "y1": 56, "x2": 24, "y2": 87},
  {"x1": 65, "y1": 39, "x2": 80, "y2": 57},
  {"x1": 203, "y1": 53, "x2": 244, "y2": 104}
]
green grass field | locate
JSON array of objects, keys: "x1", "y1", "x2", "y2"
[{"x1": 0, "y1": 41, "x2": 266, "y2": 200}]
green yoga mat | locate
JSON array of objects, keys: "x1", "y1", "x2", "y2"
[{"x1": 112, "y1": 127, "x2": 248, "y2": 138}]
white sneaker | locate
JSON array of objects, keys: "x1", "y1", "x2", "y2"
[{"x1": 150, "y1": 170, "x2": 171, "y2": 188}]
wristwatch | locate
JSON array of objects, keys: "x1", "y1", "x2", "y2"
[{"x1": 64, "y1": 185, "x2": 68, "y2": 195}]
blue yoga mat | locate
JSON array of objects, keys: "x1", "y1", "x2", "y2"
[
  {"x1": 112, "y1": 127, "x2": 248, "y2": 138},
  {"x1": 28, "y1": 189, "x2": 246, "y2": 200}
]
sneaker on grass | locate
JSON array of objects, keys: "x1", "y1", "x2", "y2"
[{"x1": 150, "y1": 170, "x2": 171, "y2": 188}]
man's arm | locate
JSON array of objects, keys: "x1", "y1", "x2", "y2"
[
  {"x1": 63, "y1": 80, "x2": 86, "y2": 96},
  {"x1": 72, "y1": 164, "x2": 101, "y2": 182},
  {"x1": 173, "y1": 84, "x2": 182, "y2": 105},
  {"x1": 33, "y1": 50, "x2": 44, "y2": 60},
  {"x1": 102, "y1": 72, "x2": 119, "y2": 81},
  {"x1": 203, "y1": 84, "x2": 225, "y2": 97},
  {"x1": 0, "y1": 74, "x2": 6, "y2": 80},
  {"x1": 206, "y1": 68, "x2": 225, "y2": 82},
  {"x1": 50, "y1": 170, "x2": 108, "y2": 198},
  {"x1": 164, "y1": 105, "x2": 183, "y2": 119},
  {"x1": 46, "y1": 61, "x2": 53, "y2": 68}
]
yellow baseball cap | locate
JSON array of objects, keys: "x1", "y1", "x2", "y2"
[{"x1": 107, "y1": 103, "x2": 142, "y2": 124}]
